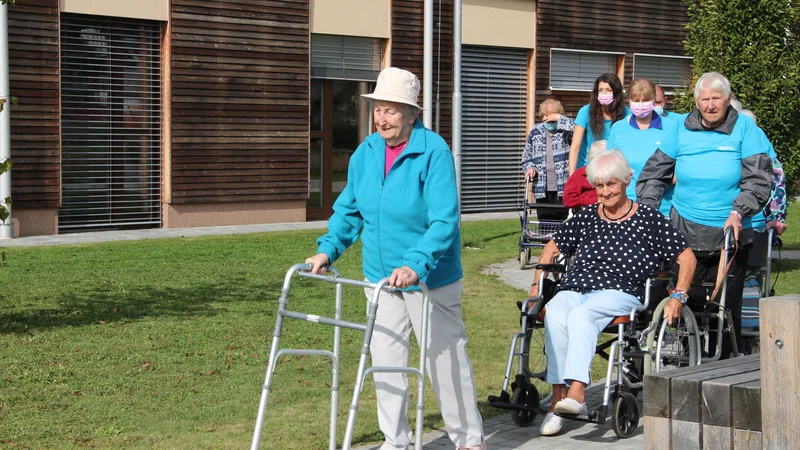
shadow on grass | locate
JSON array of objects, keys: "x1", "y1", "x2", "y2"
[{"x1": 0, "y1": 277, "x2": 285, "y2": 334}]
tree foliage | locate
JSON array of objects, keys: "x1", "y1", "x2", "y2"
[{"x1": 673, "y1": 0, "x2": 800, "y2": 193}]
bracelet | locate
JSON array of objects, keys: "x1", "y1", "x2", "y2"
[
  {"x1": 730, "y1": 210, "x2": 742, "y2": 220},
  {"x1": 531, "y1": 282, "x2": 539, "y2": 287}
]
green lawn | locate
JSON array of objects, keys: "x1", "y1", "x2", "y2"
[
  {"x1": 2, "y1": 210, "x2": 799, "y2": 449},
  {"x1": 0, "y1": 220, "x2": 528, "y2": 449}
]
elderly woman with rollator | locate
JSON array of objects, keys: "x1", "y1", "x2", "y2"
[
  {"x1": 532, "y1": 149, "x2": 697, "y2": 436},
  {"x1": 637, "y1": 71, "x2": 773, "y2": 359},
  {"x1": 305, "y1": 67, "x2": 486, "y2": 450},
  {"x1": 521, "y1": 98, "x2": 574, "y2": 220}
]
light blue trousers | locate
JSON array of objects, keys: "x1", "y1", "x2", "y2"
[{"x1": 544, "y1": 290, "x2": 641, "y2": 385}]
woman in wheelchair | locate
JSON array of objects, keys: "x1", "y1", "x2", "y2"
[{"x1": 530, "y1": 149, "x2": 697, "y2": 436}]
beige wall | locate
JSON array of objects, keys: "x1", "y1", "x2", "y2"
[
  {"x1": 60, "y1": 0, "x2": 169, "y2": 22},
  {"x1": 12, "y1": 208, "x2": 59, "y2": 237},
  {"x1": 311, "y1": 0, "x2": 390, "y2": 38},
  {"x1": 463, "y1": 0, "x2": 535, "y2": 49},
  {"x1": 164, "y1": 201, "x2": 306, "y2": 229}
]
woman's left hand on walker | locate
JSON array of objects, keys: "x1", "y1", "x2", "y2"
[{"x1": 389, "y1": 266, "x2": 419, "y2": 289}]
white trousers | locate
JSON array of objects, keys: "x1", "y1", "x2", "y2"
[
  {"x1": 365, "y1": 280, "x2": 484, "y2": 449},
  {"x1": 544, "y1": 289, "x2": 641, "y2": 385}
]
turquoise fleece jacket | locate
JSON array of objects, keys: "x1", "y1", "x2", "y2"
[{"x1": 316, "y1": 119, "x2": 463, "y2": 289}]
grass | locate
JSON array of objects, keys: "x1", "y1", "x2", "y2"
[
  {"x1": 2, "y1": 210, "x2": 798, "y2": 449},
  {"x1": 0, "y1": 219, "x2": 529, "y2": 449},
  {"x1": 778, "y1": 201, "x2": 800, "y2": 249}
]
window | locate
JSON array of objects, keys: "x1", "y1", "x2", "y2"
[
  {"x1": 60, "y1": 15, "x2": 162, "y2": 232},
  {"x1": 633, "y1": 54, "x2": 692, "y2": 89},
  {"x1": 550, "y1": 48, "x2": 623, "y2": 91},
  {"x1": 311, "y1": 34, "x2": 382, "y2": 81},
  {"x1": 461, "y1": 45, "x2": 528, "y2": 212}
]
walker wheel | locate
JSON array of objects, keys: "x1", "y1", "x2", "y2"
[
  {"x1": 519, "y1": 249, "x2": 530, "y2": 270},
  {"x1": 612, "y1": 392, "x2": 639, "y2": 438},
  {"x1": 510, "y1": 384, "x2": 539, "y2": 427}
]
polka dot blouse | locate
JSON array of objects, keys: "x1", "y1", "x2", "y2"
[{"x1": 554, "y1": 203, "x2": 688, "y2": 302}]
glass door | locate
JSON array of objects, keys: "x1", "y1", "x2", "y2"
[{"x1": 307, "y1": 79, "x2": 372, "y2": 220}]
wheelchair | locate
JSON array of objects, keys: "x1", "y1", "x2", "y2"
[{"x1": 488, "y1": 263, "x2": 701, "y2": 439}]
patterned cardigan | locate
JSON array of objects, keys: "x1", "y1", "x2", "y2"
[{"x1": 521, "y1": 115, "x2": 574, "y2": 199}]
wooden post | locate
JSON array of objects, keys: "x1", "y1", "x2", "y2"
[{"x1": 760, "y1": 295, "x2": 800, "y2": 450}]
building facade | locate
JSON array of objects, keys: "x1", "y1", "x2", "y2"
[{"x1": 6, "y1": 0, "x2": 687, "y2": 236}]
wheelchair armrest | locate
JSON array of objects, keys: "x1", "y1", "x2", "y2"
[
  {"x1": 646, "y1": 271, "x2": 676, "y2": 281},
  {"x1": 518, "y1": 296, "x2": 548, "y2": 318},
  {"x1": 534, "y1": 263, "x2": 566, "y2": 274}
]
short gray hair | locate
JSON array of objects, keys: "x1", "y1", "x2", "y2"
[
  {"x1": 398, "y1": 103, "x2": 421, "y2": 121},
  {"x1": 588, "y1": 140, "x2": 607, "y2": 162},
  {"x1": 694, "y1": 72, "x2": 732, "y2": 99},
  {"x1": 586, "y1": 148, "x2": 633, "y2": 186}
]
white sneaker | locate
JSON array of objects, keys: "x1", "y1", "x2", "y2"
[
  {"x1": 554, "y1": 398, "x2": 588, "y2": 416},
  {"x1": 539, "y1": 412, "x2": 562, "y2": 436}
]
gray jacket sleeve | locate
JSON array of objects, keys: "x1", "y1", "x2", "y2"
[
  {"x1": 733, "y1": 153, "x2": 772, "y2": 218},
  {"x1": 636, "y1": 149, "x2": 675, "y2": 209}
]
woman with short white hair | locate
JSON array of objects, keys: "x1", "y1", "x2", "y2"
[{"x1": 530, "y1": 149, "x2": 697, "y2": 436}]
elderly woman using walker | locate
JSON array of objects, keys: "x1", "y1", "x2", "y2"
[
  {"x1": 531, "y1": 149, "x2": 697, "y2": 436},
  {"x1": 305, "y1": 67, "x2": 486, "y2": 450}
]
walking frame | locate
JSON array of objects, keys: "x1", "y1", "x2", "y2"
[{"x1": 250, "y1": 263, "x2": 431, "y2": 450}]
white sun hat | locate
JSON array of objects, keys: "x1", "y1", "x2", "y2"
[{"x1": 362, "y1": 67, "x2": 423, "y2": 110}]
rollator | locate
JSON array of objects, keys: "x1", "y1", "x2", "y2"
[{"x1": 250, "y1": 263, "x2": 431, "y2": 450}]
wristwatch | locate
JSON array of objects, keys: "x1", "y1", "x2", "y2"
[{"x1": 670, "y1": 289, "x2": 688, "y2": 305}]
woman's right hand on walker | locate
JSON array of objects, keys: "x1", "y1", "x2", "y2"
[
  {"x1": 305, "y1": 253, "x2": 330, "y2": 274},
  {"x1": 525, "y1": 168, "x2": 536, "y2": 181}
]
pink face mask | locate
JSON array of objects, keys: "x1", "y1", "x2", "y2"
[
  {"x1": 630, "y1": 101, "x2": 654, "y2": 119},
  {"x1": 597, "y1": 93, "x2": 614, "y2": 105}
]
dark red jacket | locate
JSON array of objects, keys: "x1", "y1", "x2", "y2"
[{"x1": 562, "y1": 167, "x2": 597, "y2": 208}]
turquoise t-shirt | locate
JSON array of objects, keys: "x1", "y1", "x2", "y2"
[
  {"x1": 575, "y1": 104, "x2": 631, "y2": 168},
  {"x1": 607, "y1": 113, "x2": 678, "y2": 217},
  {"x1": 665, "y1": 113, "x2": 771, "y2": 229}
]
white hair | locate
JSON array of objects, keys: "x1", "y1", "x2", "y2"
[
  {"x1": 740, "y1": 109, "x2": 757, "y2": 125},
  {"x1": 586, "y1": 148, "x2": 633, "y2": 186},
  {"x1": 588, "y1": 140, "x2": 607, "y2": 161},
  {"x1": 694, "y1": 72, "x2": 732, "y2": 99}
]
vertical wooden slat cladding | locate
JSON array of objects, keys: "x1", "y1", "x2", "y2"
[
  {"x1": 536, "y1": 0, "x2": 688, "y2": 116},
  {"x1": 7, "y1": 0, "x2": 60, "y2": 208},
  {"x1": 391, "y1": 0, "x2": 453, "y2": 146},
  {"x1": 170, "y1": 0, "x2": 310, "y2": 204}
]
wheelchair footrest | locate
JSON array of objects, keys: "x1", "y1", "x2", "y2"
[
  {"x1": 556, "y1": 409, "x2": 606, "y2": 425},
  {"x1": 487, "y1": 390, "x2": 537, "y2": 412},
  {"x1": 488, "y1": 400, "x2": 531, "y2": 412}
]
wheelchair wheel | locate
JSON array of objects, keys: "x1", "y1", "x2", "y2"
[
  {"x1": 612, "y1": 392, "x2": 639, "y2": 438},
  {"x1": 509, "y1": 384, "x2": 539, "y2": 426},
  {"x1": 525, "y1": 327, "x2": 551, "y2": 413},
  {"x1": 654, "y1": 305, "x2": 700, "y2": 371}
]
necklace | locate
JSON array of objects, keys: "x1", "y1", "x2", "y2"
[{"x1": 602, "y1": 200, "x2": 633, "y2": 222}]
